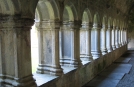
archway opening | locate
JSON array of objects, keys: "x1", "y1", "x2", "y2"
[
  {"x1": 31, "y1": 0, "x2": 59, "y2": 73},
  {"x1": 80, "y1": 9, "x2": 92, "y2": 61}
]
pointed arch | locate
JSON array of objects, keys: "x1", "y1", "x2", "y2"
[
  {"x1": 108, "y1": 17, "x2": 113, "y2": 27},
  {"x1": 82, "y1": 8, "x2": 92, "y2": 23},
  {"x1": 102, "y1": 15, "x2": 108, "y2": 26},
  {"x1": 35, "y1": 0, "x2": 60, "y2": 22},
  {"x1": 63, "y1": 2, "x2": 78, "y2": 21},
  {"x1": 93, "y1": 12, "x2": 100, "y2": 24},
  {"x1": 113, "y1": 19, "x2": 116, "y2": 27},
  {"x1": 116, "y1": 19, "x2": 120, "y2": 27},
  {"x1": 0, "y1": 0, "x2": 15, "y2": 15}
]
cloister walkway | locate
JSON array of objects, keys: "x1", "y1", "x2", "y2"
[{"x1": 83, "y1": 50, "x2": 134, "y2": 87}]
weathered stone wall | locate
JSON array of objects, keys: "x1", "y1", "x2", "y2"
[{"x1": 41, "y1": 45, "x2": 127, "y2": 87}]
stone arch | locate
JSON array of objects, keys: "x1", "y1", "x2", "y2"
[
  {"x1": 63, "y1": 2, "x2": 78, "y2": 21},
  {"x1": 108, "y1": 17, "x2": 113, "y2": 27},
  {"x1": 35, "y1": 0, "x2": 60, "y2": 22},
  {"x1": 31, "y1": 0, "x2": 60, "y2": 73},
  {"x1": 82, "y1": 8, "x2": 92, "y2": 23},
  {"x1": 93, "y1": 12, "x2": 101, "y2": 25},
  {"x1": 113, "y1": 19, "x2": 116, "y2": 27},
  {"x1": 0, "y1": 0, "x2": 15, "y2": 15},
  {"x1": 100, "y1": 15, "x2": 108, "y2": 55},
  {"x1": 119, "y1": 21, "x2": 123, "y2": 28},
  {"x1": 116, "y1": 19, "x2": 120, "y2": 27},
  {"x1": 102, "y1": 15, "x2": 108, "y2": 26}
]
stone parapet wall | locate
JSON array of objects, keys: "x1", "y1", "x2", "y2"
[{"x1": 40, "y1": 45, "x2": 127, "y2": 87}]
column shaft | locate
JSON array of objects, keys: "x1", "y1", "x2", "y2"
[
  {"x1": 100, "y1": 25, "x2": 108, "y2": 55},
  {"x1": 0, "y1": 16, "x2": 37, "y2": 87},
  {"x1": 36, "y1": 20, "x2": 63, "y2": 76},
  {"x1": 119, "y1": 29, "x2": 122, "y2": 47},
  {"x1": 106, "y1": 25, "x2": 113, "y2": 52},
  {"x1": 91, "y1": 23, "x2": 101, "y2": 59},
  {"x1": 60, "y1": 21, "x2": 81, "y2": 67},
  {"x1": 115, "y1": 26, "x2": 120, "y2": 48},
  {"x1": 112, "y1": 26, "x2": 116, "y2": 50},
  {"x1": 80, "y1": 22, "x2": 93, "y2": 61}
]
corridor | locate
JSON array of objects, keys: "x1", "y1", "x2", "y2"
[{"x1": 83, "y1": 50, "x2": 134, "y2": 87}]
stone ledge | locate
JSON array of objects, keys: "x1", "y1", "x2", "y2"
[{"x1": 33, "y1": 45, "x2": 127, "y2": 87}]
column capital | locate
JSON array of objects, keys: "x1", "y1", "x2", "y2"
[
  {"x1": 68, "y1": 21, "x2": 75, "y2": 30},
  {"x1": 101, "y1": 24, "x2": 108, "y2": 30},
  {"x1": 81, "y1": 22, "x2": 92, "y2": 30},
  {"x1": 113, "y1": 25, "x2": 116, "y2": 30},
  {"x1": 107, "y1": 25, "x2": 113, "y2": 30},
  {"x1": 0, "y1": 16, "x2": 34, "y2": 29},
  {"x1": 36, "y1": 20, "x2": 61, "y2": 30},
  {"x1": 92, "y1": 23, "x2": 100, "y2": 30}
]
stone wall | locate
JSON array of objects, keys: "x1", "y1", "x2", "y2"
[{"x1": 40, "y1": 45, "x2": 127, "y2": 87}]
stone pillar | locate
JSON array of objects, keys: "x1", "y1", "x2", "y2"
[
  {"x1": 0, "y1": 16, "x2": 37, "y2": 87},
  {"x1": 121, "y1": 27, "x2": 123, "y2": 46},
  {"x1": 112, "y1": 25, "x2": 116, "y2": 50},
  {"x1": 100, "y1": 23, "x2": 108, "y2": 55},
  {"x1": 125, "y1": 28, "x2": 127, "y2": 44},
  {"x1": 80, "y1": 22, "x2": 93, "y2": 61},
  {"x1": 122, "y1": 28, "x2": 125, "y2": 45},
  {"x1": 91, "y1": 23, "x2": 102, "y2": 59},
  {"x1": 60, "y1": 21, "x2": 81, "y2": 67},
  {"x1": 123, "y1": 28, "x2": 125, "y2": 45},
  {"x1": 118, "y1": 27, "x2": 122, "y2": 47},
  {"x1": 106, "y1": 23, "x2": 113, "y2": 52},
  {"x1": 36, "y1": 20, "x2": 63, "y2": 76},
  {"x1": 115, "y1": 25, "x2": 120, "y2": 48}
]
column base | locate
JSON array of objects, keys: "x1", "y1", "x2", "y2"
[
  {"x1": 60, "y1": 58, "x2": 82, "y2": 68},
  {"x1": 112, "y1": 45, "x2": 116, "y2": 50},
  {"x1": 101, "y1": 49, "x2": 108, "y2": 55},
  {"x1": 37, "y1": 64, "x2": 63, "y2": 76},
  {"x1": 91, "y1": 51, "x2": 102, "y2": 59},
  {"x1": 0, "y1": 74, "x2": 37, "y2": 87},
  {"x1": 50, "y1": 65, "x2": 63, "y2": 76},
  {"x1": 119, "y1": 44, "x2": 122, "y2": 47},
  {"x1": 80, "y1": 55, "x2": 93, "y2": 61},
  {"x1": 107, "y1": 49, "x2": 113, "y2": 52},
  {"x1": 116, "y1": 44, "x2": 120, "y2": 48}
]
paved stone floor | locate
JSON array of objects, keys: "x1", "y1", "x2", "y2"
[
  {"x1": 83, "y1": 50, "x2": 134, "y2": 87},
  {"x1": 116, "y1": 51, "x2": 134, "y2": 87}
]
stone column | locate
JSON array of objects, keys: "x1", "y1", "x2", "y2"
[
  {"x1": 125, "y1": 28, "x2": 127, "y2": 44},
  {"x1": 123, "y1": 28, "x2": 126, "y2": 45},
  {"x1": 91, "y1": 23, "x2": 102, "y2": 59},
  {"x1": 100, "y1": 22, "x2": 108, "y2": 55},
  {"x1": 60, "y1": 21, "x2": 81, "y2": 67},
  {"x1": 112, "y1": 25, "x2": 116, "y2": 50},
  {"x1": 36, "y1": 20, "x2": 63, "y2": 76},
  {"x1": 106, "y1": 23, "x2": 113, "y2": 52},
  {"x1": 100, "y1": 22, "x2": 107, "y2": 55},
  {"x1": 122, "y1": 29, "x2": 124, "y2": 45},
  {"x1": 115, "y1": 25, "x2": 120, "y2": 48},
  {"x1": 0, "y1": 16, "x2": 37, "y2": 87},
  {"x1": 118, "y1": 27, "x2": 122, "y2": 47},
  {"x1": 80, "y1": 22, "x2": 93, "y2": 61},
  {"x1": 121, "y1": 27, "x2": 123, "y2": 46}
]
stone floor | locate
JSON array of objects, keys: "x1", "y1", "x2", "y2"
[{"x1": 83, "y1": 50, "x2": 134, "y2": 87}]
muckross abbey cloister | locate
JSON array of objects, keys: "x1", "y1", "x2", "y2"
[{"x1": 1, "y1": 0, "x2": 134, "y2": 87}]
